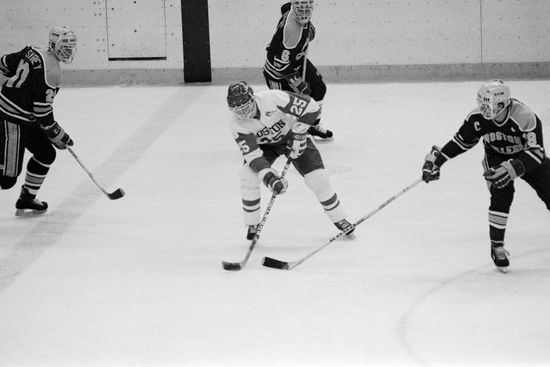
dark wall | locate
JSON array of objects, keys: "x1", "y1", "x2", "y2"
[{"x1": 181, "y1": 0, "x2": 211, "y2": 83}]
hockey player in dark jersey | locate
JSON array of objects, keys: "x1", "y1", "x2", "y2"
[
  {"x1": 422, "y1": 80, "x2": 550, "y2": 272},
  {"x1": 227, "y1": 81, "x2": 354, "y2": 240},
  {"x1": 0, "y1": 27, "x2": 76, "y2": 216},
  {"x1": 263, "y1": 0, "x2": 333, "y2": 141}
]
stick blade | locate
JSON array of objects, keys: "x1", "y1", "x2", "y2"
[
  {"x1": 108, "y1": 188, "x2": 125, "y2": 200},
  {"x1": 262, "y1": 256, "x2": 290, "y2": 270},
  {"x1": 222, "y1": 261, "x2": 242, "y2": 271}
]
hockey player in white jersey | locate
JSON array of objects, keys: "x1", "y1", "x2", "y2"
[{"x1": 227, "y1": 81, "x2": 354, "y2": 240}]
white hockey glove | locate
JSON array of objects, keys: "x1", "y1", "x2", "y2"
[
  {"x1": 286, "y1": 132, "x2": 307, "y2": 159},
  {"x1": 422, "y1": 145, "x2": 443, "y2": 183},
  {"x1": 483, "y1": 159, "x2": 525, "y2": 189},
  {"x1": 259, "y1": 168, "x2": 288, "y2": 195},
  {"x1": 40, "y1": 120, "x2": 74, "y2": 149}
]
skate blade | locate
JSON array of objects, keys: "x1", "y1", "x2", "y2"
[
  {"x1": 338, "y1": 233, "x2": 356, "y2": 240},
  {"x1": 496, "y1": 265, "x2": 509, "y2": 273},
  {"x1": 312, "y1": 136, "x2": 334, "y2": 142},
  {"x1": 15, "y1": 208, "x2": 48, "y2": 217}
]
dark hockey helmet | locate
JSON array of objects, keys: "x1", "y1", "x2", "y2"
[
  {"x1": 291, "y1": 0, "x2": 314, "y2": 24},
  {"x1": 227, "y1": 81, "x2": 256, "y2": 120},
  {"x1": 476, "y1": 79, "x2": 511, "y2": 120}
]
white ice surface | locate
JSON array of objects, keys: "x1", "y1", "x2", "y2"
[{"x1": 1, "y1": 81, "x2": 549, "y2": 367}]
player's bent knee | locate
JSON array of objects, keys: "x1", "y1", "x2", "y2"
[
  {"x1": 40, "y1": 144, "x2": 57, "y2": 164},
  {"x1": 0, "y1": 176, "x2": 17, "y2": 190}
]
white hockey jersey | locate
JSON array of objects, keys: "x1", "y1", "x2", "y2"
[{"x1": 230, "y1": 89, "x2": 320, "y2": 170}]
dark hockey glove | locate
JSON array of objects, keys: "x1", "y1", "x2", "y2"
[
  {"x1": 422, "y1": 145, "x2": 443, "y2": 183},
  {"x1": 40, "y1": 120, "x2": 74, "y2": 149},
  {"x1": 260, "y1": 168, "x2": 288, "y2": 195},
  {"x1": 287, "y1": 74, "x2": 311, "y2": 95},
  {"x1": 483, "y1": 159, "x2": 525, "y2": 189},
  {"x1": 286, "y1": 132, "x2": 307, "y2": 159}
]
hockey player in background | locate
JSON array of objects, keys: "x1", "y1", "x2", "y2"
[
  {"x1": 263, "y1": 0, "x2": 334, "y2": 141},
  {"x1": 226, "y1": 81, "x2": 354, "y2": 240},
  {"x1": 422, "y1": 80, "x2": 550, "y2": 272},
  {"x1": 0, "y1": 27, "x2": 76, "y2": 216}
]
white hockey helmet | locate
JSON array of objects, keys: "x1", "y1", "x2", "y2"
[
  {"x1": 291, "y1": 0, "x2": 314, "y2": 24},
  {"x1": 476, "y1": 79, "x2": 511, "y2": 120},
  {"x1": 227, "y1": 81, "x2": 257, "y2": 120},
  {"x1": 48, "y1": 27, "x2": 77, "y2": 64}
]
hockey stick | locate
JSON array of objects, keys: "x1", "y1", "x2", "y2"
[
  {"x1": 262, "y1": 178, "x2": 423, "y2": 270},
  {"x1": 67, "y1": 147, "x2": 125, "y2": 200},
  {"x1": 302, "y1": 46, "x2": 308, "y2": 80},
  {"x1": 222, "y1": 158, "x2": 292, "y2": 271}
]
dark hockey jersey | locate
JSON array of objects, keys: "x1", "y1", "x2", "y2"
[
  {"x1": 264, "y1": 3, "x2": 313, "y2": 80},
  {"x1": 0, "y1": 46, "x2": 59, "y2": 126},
  {"x1": 438, "y1": 99, "x2": 546, "y2": 173}
]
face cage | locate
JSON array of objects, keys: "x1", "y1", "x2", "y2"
[
  {"x1": 54, "y1": 40, "x2": 77, "y2": 64},
  {"x1": 477, "y1": 97, "x2": 505, "y2": 120},
  {"x1": 229, "y1": 98, "x2": 256, "y2": 120},
  {"x1": 293, "y1": 6, "x2": 313, "y2": 24}
]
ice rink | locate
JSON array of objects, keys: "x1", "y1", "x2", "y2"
[{"x1": 1, "y1": 80, "x2": 549, "y2": 367}]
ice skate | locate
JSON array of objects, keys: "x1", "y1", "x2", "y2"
[
  {"x1": 246, "y1": 224, "x2": 258, "y2": 240},
  {"x1": 308, "y1": 124, "x2": 334, "y2": 141},
  {"x1": 491, "y1": 245, "x2": 510, "y2": 272},
  {"x1": 335, "y1": 219, "x2": 356, "y2": 239},
  {"x1": 15, "y1": 186, "x2": 48, "y2": 217}
]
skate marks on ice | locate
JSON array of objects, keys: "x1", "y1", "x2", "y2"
[
  {"x1": 397, "y1": 247, "x2": 550, "y2": 366},
  {"x1": 0, "y1": 88, "x2": 195, "y2": 293}
]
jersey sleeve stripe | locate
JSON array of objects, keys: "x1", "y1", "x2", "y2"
[
  {"x1": 0, "y1": 92, "x2": 34, "y2": 121},
  {"x1": 34, "y1": 101, "x2": 51, "y2": 107},
  {"x1": 0, "y1": 56, "x2": 9, "y2": 75},
  {"x1": 33, "y1": 103, "x2": 53, "y2": 116},
  {"x1": 525, "y1": 149, "x2": 543, "y2": 165},
  {"x1": 264, "y1": 60, "x2": 292, "y2": 79},
  {"x1": 452, "y1": 135, "x2": 476, "y2": 151},
  {"x1": 249, "y1": 156, "x2": 271, "y2": 173},
  {"x1": 243, "y1": 148, "x2": 263, "y2": 165}
]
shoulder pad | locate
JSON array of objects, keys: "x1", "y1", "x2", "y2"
[
  {"x1": 508, "y1": 99, "x2": 537, "y2": 131},
  {"x1": 465, "y1": 107, "x2": 482, "y2": 121}
]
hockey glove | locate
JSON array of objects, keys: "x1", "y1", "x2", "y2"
[
  {"x1": 286, "y1": 132, "x2": 307, "y2": 159},
  {"x1": 483, "y1": 159, "x2": 525, "y2": 189},
  {"x1": 260, "y1": 168, "x2": 288, "y2": 195},
  {"x1": 287, "y1": 74, "x2": 311, "y2": 95},
  {"x1": 40, "y1": 120, "x2": 74, "y2": 149},
  {"x1": 422, "y1": 145, "x2": 443, "y2": 183}
]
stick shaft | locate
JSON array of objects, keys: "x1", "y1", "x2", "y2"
[
  {"x1": 223, "y1": 159, "x2": 292, "y2": 270},
  {"x1": 67, "y1": 147, "x2": 112, "y2": 196},
  {"x1": 302, "y1": 46, "x2": 308, "y2": 80},
  {"x1": 276, "y1": 178, "x2": 423, "y2": 270}
]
